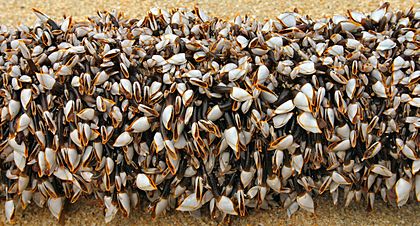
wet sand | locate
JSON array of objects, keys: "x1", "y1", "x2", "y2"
[{"x1": 1, "y1": 197, "x2": 420, "y2": 225}]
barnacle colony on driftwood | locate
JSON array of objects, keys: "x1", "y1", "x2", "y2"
[{"x1": 0, "y1": 3, "x2": 419, "y2": 223}]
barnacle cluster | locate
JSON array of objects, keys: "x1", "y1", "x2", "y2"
[{"x1": 0, "y1": 3, "x2": 419, "y2": 223}]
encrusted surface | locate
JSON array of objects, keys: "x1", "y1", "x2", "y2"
[{"x1": 0, "y1": 1, "x2": 419, "y2": 225}]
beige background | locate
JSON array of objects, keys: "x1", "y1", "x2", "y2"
[
  {"x1": 0, "y1": 0, "x2": 419, "y2": 25},
  {"x1": 0, "y1": 0, "x2": 419, "y2": 225}
]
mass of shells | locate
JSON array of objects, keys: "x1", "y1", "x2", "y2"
[{"x1": 0, "y1": 3, "x2": 419, "y2": 223}]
